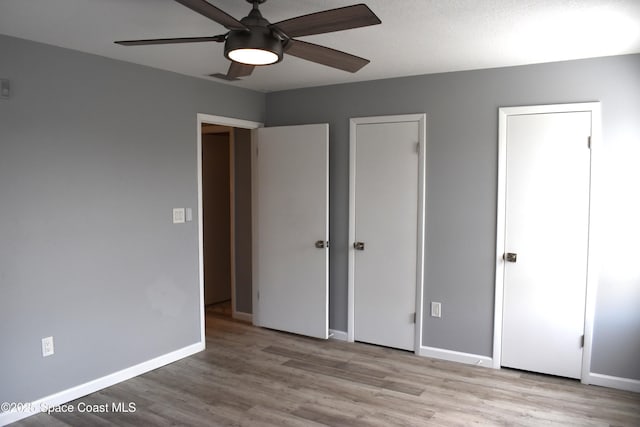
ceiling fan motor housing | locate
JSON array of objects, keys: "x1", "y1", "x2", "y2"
[
  {"x1": 224, "y1": 4, "x2": 284, "y2": 65},
  {"x1": 224, "y1": 27, "x2": 283, "y2": 65}
]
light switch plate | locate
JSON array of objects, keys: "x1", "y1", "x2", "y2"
[
  {"x1": 185, "y1": 208, "x2": 193, "y2": 222},
  {"x1": 0, "y1": 79, "x2": 9, "y2": 99},
  {"x1": 173, "y1": 208, "x2": 185, "y2": 224},
  {"x1": 431, "y1": 302, "x2": 442, "y2": 318}
]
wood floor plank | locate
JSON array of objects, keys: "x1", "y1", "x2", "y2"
[{"x1": 10, "y1": 310, "x2": 640, "y2": 426}]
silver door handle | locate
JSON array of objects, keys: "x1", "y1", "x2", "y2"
[
  {"x1": 353, "y1": 242, "x2": 365, "y2": 251},
  {"x1": 315, "y1": 240, "x2": 329, "y2": 249},
  {"x1": 504, "y1": 252, "x2": 517, "y2": 263}
]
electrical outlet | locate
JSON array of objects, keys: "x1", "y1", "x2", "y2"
[
  {"x1": 431, "y1": 302, "x2": 442, "y2": 318},
  {"x1": 42, "y1": 336, "x2": 54, "y2": 357}
]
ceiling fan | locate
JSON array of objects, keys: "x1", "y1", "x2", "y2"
[{"x1": 115, "y1": 0, "x2": 381, "y2": 81}]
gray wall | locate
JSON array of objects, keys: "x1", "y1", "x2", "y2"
[
  {"x1": 0, "y1": 35, "x2": 264, "y2": 404},
  {"x1": 266, "y1": 54, "x2": 640, "y2": 380}
]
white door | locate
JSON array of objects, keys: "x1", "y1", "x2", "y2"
[
  {"x1": 501, "y1": 110, "x2": 592, "y2": 378},
  {"x1": 253, "y1": 124, "x2": 329, "y2": 339},
  {"x1": 350, "y1": 116, "x2": 425, "y2": 351}
]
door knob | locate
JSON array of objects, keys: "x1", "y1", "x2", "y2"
[
  {"x1": 504, "y1": 252, "x2": 517, "y2": 263},
  {"x1": 353, "y1": 242, "x2": 365, "y2": 251},
  {"x1": 315, "y1": 240, "x2": 329, "y2": 249}
]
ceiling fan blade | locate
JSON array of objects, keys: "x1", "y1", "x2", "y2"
[
  {"x1": 115, "y1": 35, "x2": 226, "y2": 46},
  {"x1": 228, "y1": 61, "x2": 255, "y2": 78},
  {"x1": 273, "y1": 4, "x2": 381, "y2": 38},
  {"x1": 285, "y1": 39, "x2": 369, "y2": 73},
  {"x1": 174, "y1": 0, "x2": 247, "y2": 31},
  {"x1": 209, "y1": 61, "x2": 255, "y2": 81}
]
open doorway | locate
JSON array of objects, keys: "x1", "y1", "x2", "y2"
[
  {"x1": 201, "y1": 124, "x2": 233, "y2": 315},
  {"x1": 197, "y1": 114, "x2": 261, "y2": 327}
]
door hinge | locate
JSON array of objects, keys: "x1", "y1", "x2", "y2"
[
  {"x1": 580, "y1": 335, "x2": 584, "y2": 348},
  {"x1": 256, "y1": 146, "x2": 259, "y2": 156},
  {"x1": 257, "y1": 291, "x2": 260, "y2": 301},
  {"x1": 416, "y1": 142, "x2": 420, "y2": 154},
  {"x1": 412, "y1": 312, "x2": 416, "y2": 323},
  {"x1": 587, "y1": 136, "x2": 591, "y2": 149}
]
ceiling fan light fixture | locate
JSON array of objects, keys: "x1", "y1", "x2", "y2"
[
  {"x1": 224, "y1": 27, "x2": 283, "y2": 66},
  {"x1": 228, "y1": 48, "x2": 279, "y2": 65}
]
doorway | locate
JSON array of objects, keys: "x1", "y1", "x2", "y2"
[
  {"x1": 197, "y1": 114, "x2": 331, "y2": 341},
  {"x1": 197, "y1": 114, "x2": 262, "y2": 331},
  {"x1": 202, "y1": 124, "x2": 232, "y2": 312},
  {"x1": 493, "y1": 103, "x2": 600, "y2": 382},
  {"x1": 348, "y1": 114, "x2": 426, "y2": 352}
]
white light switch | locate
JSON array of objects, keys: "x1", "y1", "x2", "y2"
[
  {"x1": 173, "y1": 208, "x2": 185, "y2": 224},
  {"x1": 431, "y1": 302, "x2": 442, "y2": 318},
  {"x1": 0, "y1": 79, "x2": 9, "y2": 99},
  {"x1": 185, "y1": 208, "x2": 193, "y2": 222}
]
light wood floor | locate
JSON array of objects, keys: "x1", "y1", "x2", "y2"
[{"x1": 13, "y1": 309, "x2": 640, "y2": 426}]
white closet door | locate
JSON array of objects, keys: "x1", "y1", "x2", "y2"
[
  {"x1": 352, "y1": 120, "x2": 421, "y2": 351},
  {"x1": 502, "y1": 111, "x2": 592, "y2": 378}
]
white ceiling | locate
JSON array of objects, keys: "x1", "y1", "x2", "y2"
[{"x1": 1, "y1": 0, "x2": 639, "y2": 92}]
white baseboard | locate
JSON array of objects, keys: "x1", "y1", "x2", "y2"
[
  {"x1": 328, "y1": 329, "x2": 348, "y2": 341},
  {"x1": 0, "y1": 341, "x2": 205, "y2": 427},
  {"x1": 233, "y1": 311, "x2": 253, "y2": 323},
  {"x1": 586, "y1": 372, "x2": 640, "y2": 393},
  {"x1": 418, "y1": 345, "x2": 493, "y2": 367}
]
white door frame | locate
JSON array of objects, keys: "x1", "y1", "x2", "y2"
[
  {"x1": 493, "y1": 103, "x2": 601, "y2": 383},
  {"x1": 347, "y1": 114, "x2": 427, "y2": 354},
  {"x1": 196, "y1": 113, "x2": 263, "y2": 341}
]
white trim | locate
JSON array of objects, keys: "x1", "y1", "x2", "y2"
[
  {"x1": 581, "y1": 103, "x2": 601, "y2": 383},
  {"x1": 493, "y1": 107, "x2": 508, "y2": 368},
  {"x1": 347, "y1": 121, "x2": 356, "y2": 342},
  {"x1": 197, "y1": 118, "x2": 206, "y2": 345},
  {"x1": 415, "y1": 115, "x2": 427, "y2": 354},
  {"x1": 586, "y1": 373, "x2": 640, "y2": 393},
  {"x1": 418, "y1": 346, "x2": 493, "y2": 367},
  {"x1": 348, "y1": 114, "x2": 427, "y2": 354},
  {"x1": 329, "y1": 329, "x2": 349, "y2": 341},
  {"x1": 493, "y1": 103, "x2": 601, "y2": 381},
  {"x1": 232, "y1": 311, "x2": 253, "y2": 323},
  {"x1": 198, "y1": 114, "x2": 265, "y2": 130},
  {"x1": 0, "y1": 342, "x2": 204, "y2": 426},
  {"x1": 197, "y1": 113, "x2": 262, "y2": 328}
]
